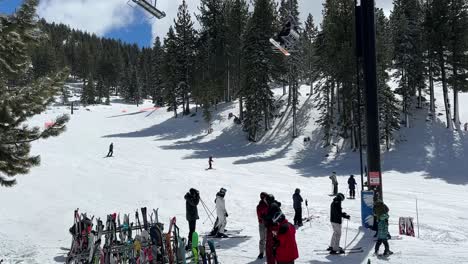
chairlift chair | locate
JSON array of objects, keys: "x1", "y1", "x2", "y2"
[{"x1": 131, "y1": 0, "x2": 166, "y2": 19}]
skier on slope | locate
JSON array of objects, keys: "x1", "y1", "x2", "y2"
[
  {"x1": 184, "y1": 188, "x2": 200, "y2": 249},
  {"x1": 329, "y1": 172, "x2": 338, "y2": 196},
  {"x1": 208, "y1": 156, "x2": 214, "y2": 169},
  {"x1": 347, "y1": 175, "x2": 357, "y2": 199},
  {"x1": 272, "y1": 212, "x2": 299, "y2": 264},
  {"x1": 256, "y1": 192, "x2": 269, "y2": 259},
  {"x1": 328, "y1": 193, "x2": 350, "y2": 254},
  {"x1": 292, "y1": 188, "x2": 303, "y2": 226},
  {"x1": 212, "y1": 188, "x2": 228, "y2": 237},
  {"x1": 107, "y1": 142, "x2": 114, "y2": 157},
  {"x1": 375, "y1": 213, "x2": 393, "y2": 256},
  {"x1": 263, "y1": 194, "x2": 282, "y2": 264}
]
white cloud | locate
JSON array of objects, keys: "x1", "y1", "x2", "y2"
[{"x1": 37, "y1": 0, "x2": 136, "y2": 36}]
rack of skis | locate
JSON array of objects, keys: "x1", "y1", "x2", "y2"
[{"x1": 66, "y1": 208, "x2": 219, "y2": 264}]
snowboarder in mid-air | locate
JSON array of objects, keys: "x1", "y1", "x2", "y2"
[
  {"x1": 106, "y1": 142, "x2": 113, "y2": 157},
  {"x1": 328, "y1": 193, "x2": 350, "y2": 254},
  {"x1": 184, "y1": 188, "x2": 200, "y2": 249},
  {"x1": 208, "y1": 156, "x2": 214, "y2": 169},
  {"x1": 292, "y1": 188, "x2": 303, "y2": 226},
  {"x1": 329, "y1": 172, "x2": 338, "y2": 196},
  {"x1": 347, "y1": 175, "x2": 357, "y2": 199}
]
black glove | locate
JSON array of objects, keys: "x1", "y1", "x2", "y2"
[
  {"x1": 344, "y1": 214, "x2": 350, "y2": 220},
  {"x1": 225, "y1": 212, "x2": 228, "y2": 217}
]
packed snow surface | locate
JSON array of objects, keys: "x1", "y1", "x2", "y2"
[{"x1": 0, "y1": 85, "x2": 467, "y2": 263}]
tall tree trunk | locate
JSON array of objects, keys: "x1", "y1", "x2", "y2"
[
  {"x1": 439, "y1": 55, "x2": 453, "y2": 129},
  {"x1": 239, "y1": 97, "x2": 243, "y2": 120},
  {"x1": 429, "y1": 59, "x2": 435, "y2": 114},
  {"x1": 453, "y1": 67, "x2": 460, "y2": 126},
  {"x1": 283, "y1": 81, "x2": 286, "y2": 95},
  {"x1": 330, "y1": 81, "x2": 335, "y2": 126}
]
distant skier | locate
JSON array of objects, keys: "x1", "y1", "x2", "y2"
[
  {"x1": 208, "y1": 156, "x2": 214, "y2": 169},
  {"x1": 256, "y1": 192, "x2": 269, "y2": 259},
  {"x1": 329, "y1": 172, "x2": 338, "y2": 196},
  {"x1": 184, "y1": 188, "x2": 200, "y2": 249},
  {"x1": 106, "y1": 142, "x2": 114, "y2": 157},
  {"x1": 272, "y1": 212, "x2": 299, "y2": 264},
  {"x1": 375, "y1": 213, "x2": 393, "y2": 256},
  {"x1": 347, "y1": 175, "x2": 357, "y2": 199},
  {"x1": 212, "y1": 188, "x2": 228, "y2": 237},
  {"x1": 328, "y1": 193, "x2": 350, "y2": 254},
  {"x1": 292, "y1": 188, "x2": 303, "y2": 226}
]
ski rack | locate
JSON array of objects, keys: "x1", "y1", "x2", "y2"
[{"x1": 131, "y1": 0, "x2": 166, "y2": 19}]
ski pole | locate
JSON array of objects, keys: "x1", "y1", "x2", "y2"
[
  {"x1": 305, "y1": 199, "x2": 311, "y2": 227},
  {"x1": 203, "y1": 207, "x2": 216, "y2": 224},
  {"x1": 416, "y1": 197, "x2": 420, "y2": 238},
  {"x1": 344, "y1": 219, "x2": 349, "y2": 250}
]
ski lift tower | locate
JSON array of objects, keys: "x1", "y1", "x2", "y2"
[{"x1": 131, "y1": 0, "x2": 166, "y2": 19}]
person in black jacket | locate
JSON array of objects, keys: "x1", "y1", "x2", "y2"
[
  {"x1": 184, "y1": 188, "x2": 200, "y2": 248},
  {"x1": 292, "y1": 188, "x2": 303, "y2": 226},
  {"x1": 347, "y1": 175, "x2": 357, "y2": 199},
  {"x1": 263, "y1": 194, "x2": 282, "y2": 264},
  {"x1": 106, "y1": 142, "x2": 113, "y2": 157},
  {"x1": 328, "y1": 193, "x2": 350, "y2": 254}
]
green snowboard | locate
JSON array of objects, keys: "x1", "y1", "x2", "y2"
[{"x1": 191, "y1": 232, "x2": 199, "y2": 263}]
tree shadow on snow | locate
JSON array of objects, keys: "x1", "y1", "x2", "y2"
[{"x1": 291, "y1": 106, "x2": 468, "y2": 185}]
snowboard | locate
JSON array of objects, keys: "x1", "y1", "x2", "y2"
[
  {"x1": 199, "y1": 244, "x2": 208, "y2": 264},
  {"x1": 269, "y1": 38, "x2": 291, "y2": 56},
  {"x1": 192, "y1": 232, "x2": 199, "y2": 263}
]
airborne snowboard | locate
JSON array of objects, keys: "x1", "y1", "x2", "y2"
[{"x1": 269, "y1": 38, "x2": 291, "y2": 56}]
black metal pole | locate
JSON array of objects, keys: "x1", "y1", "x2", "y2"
[
  {"x1": 354, "y1": 2, "x2": 364, "y2": 191},
  {"x1": 361, "y1": 0, "x2": 382, "y2": 199}
]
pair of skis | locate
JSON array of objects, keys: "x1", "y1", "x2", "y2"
[{"x1": 314, "y1": 247, "x2": 364, "y2": 255}]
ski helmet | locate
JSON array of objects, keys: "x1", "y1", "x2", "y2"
[
  {"x1": 272, "y1": 211, "x2": 285, "y2": 224},
  {"x1": 295, "y1": 188, "x2": 300, "y2": 194},
  {"x1": 336, "y1": 193, "x2": 345, "y2": 201},
  {"x1": 260, "y1": 192, "x2": 268, "y2": 199}
]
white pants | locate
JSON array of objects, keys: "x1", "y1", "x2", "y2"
[
  {"x1": 330, "y1": 222, "x2": 342, "y2": 251},
  {"x1": 216, "y1": 215, "x2": 227, "y2": 234},
  {"x1": 259, "y1": 224, "x2": 266, "y2": 254}
]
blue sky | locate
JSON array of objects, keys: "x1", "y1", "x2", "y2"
[
  {"x1": 1, "y1": 0, "x2": 393, "y2": 48},
  {"x1": 0, "y1": 0, "x2": 153, "y2": 47}
]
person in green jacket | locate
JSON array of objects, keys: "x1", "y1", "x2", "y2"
[{"x1": 375, "y1": 213, "x2": 393, "y2": 256}]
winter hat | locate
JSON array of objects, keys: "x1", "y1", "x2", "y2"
[
  {"x1": 350, "y1": 175, "x2": 354, "y2": 178},
  {"x1": 260, "y1": 192, "x2": 268, "y2": 199},
  {"x1": 336, "y1": 193, "x2": 345, "y2": 201},
  {"x1": 220, "y1": 187, "x2": 226, "y2": 194},
  {"x1": 295, "y1": 188, "x2": 300, "y2": 194},
  {"x1": 272, "y1": 211, "x2": 285, "y2": 224}
]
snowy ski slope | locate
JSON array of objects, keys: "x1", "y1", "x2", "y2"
[{"x1": 0, "y1": 85, "x2": 467, "y2": 263}]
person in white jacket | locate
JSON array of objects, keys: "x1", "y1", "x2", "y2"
[{"x1": 212, "y1": 187, "x2": 228, "y2": 237}]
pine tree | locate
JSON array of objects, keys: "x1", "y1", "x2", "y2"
[
  {"x1": 390, "y1": 0, "x2": 425, "y2": 128},
  {"x1": 174, "y1": 0, "x2": 196, "y2": 115},
  {"x1": 81, "y1": 76, "x2": 96, "y2": 105},
  {"x1": 448, "y1": 0, "x2": 468, "y2": 126},
  {"x1": 300, "y1": 13, "x2": 318, "y2": 92},
  {"x1": 376, "y1": 8, "x2": 400, "y2": 150},
  {"x1": 242, "y1": 0, "x2": 276, "y2": 141},
  {"x1": 162, "y1": 27, "x2": 181, "y2": 117},
  {"x1": 151, "y1": 37, "x2": 164, "y2": 106},
  {"x1": 0, "y1": 0, "x2": 69, "y2": 187},
  {"x1": 425, "y1": 0, "x2": 453, "y2": 129}
]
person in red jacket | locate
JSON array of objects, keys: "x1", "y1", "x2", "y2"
[
  {"x1": 256, "y1": 192, "x2": 269, "y2": 259},
  {"x1": 272, "y1": 212, "x2": 299, "y2": 264}
]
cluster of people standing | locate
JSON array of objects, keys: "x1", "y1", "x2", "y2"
[{"x1": 182, "y1": 172, "x2": 392, "y2": 262}]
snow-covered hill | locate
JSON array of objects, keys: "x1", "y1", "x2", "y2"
[{"x1": 0, "y1": 85, "x2": 467, "y2": 263}]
